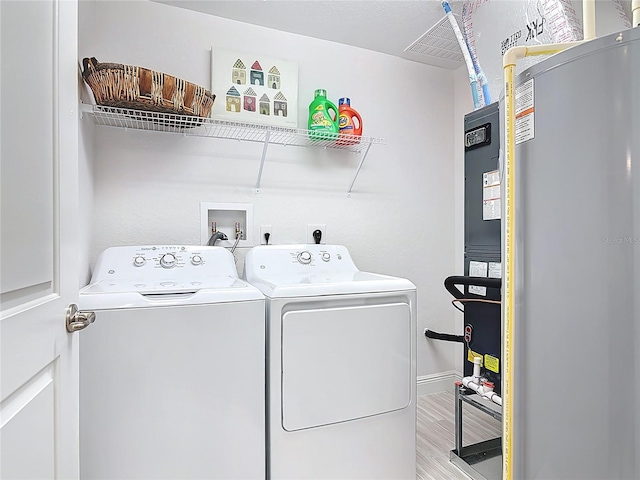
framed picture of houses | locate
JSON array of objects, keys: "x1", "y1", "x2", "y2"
[{"x1": 211, "y1": 47, "x2": 299, "y2": 128}]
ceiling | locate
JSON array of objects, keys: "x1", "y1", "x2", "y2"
[{"x1": 153, "y1": 0, "x2": 466, "y2": 69}]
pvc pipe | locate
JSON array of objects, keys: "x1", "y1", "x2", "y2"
[
  {"x1": 442, "y1": 1, "x2": 481, "y2": 109},
  {"x1": 472, "y1": 356, "x2": 482, "y2": 380},
  {"x1": 502, "y1": 39, "x2": 583, "y2": 480},
  {"x1": 478, "y1": 382, "x2": 501, "y2": 406},
  {"x1": 462, "y1": 376, "x2": 502, "y2": 406},
  {"x1": 502, "y1": 42, "x2": 584, "y2": 67},
  {"x1": 633, "y1": 0, "x2": 640, "y2": 27},
  {"x1": 583, "y1": 0, "x2": 596, "y2": 40}
]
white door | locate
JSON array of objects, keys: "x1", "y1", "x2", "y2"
[{"x1": 1, "y1": 1, "x2": 80, "y2": 478}]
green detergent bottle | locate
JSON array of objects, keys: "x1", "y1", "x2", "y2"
[{"x1": 308, "y1": 89, "x2": 339, "y2": 141}]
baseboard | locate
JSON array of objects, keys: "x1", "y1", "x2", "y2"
[{"x1": 417, "y1": 371, "x2": 462, "y2": 396}]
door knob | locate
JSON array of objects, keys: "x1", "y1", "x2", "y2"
[{"x1": 66, "y1": 304, "x2": 96, "y2": 332}]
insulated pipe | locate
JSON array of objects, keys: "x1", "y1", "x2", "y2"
[
  {"x1": 424, "y1": 329, "x2": 465, "y2": 343},
  {"x1": 502, "y1": 40, "x2": 583, "y2": 480},
  {"x1": 583, "y1": 0, "x2": 596, "y2": 40},
  {"x1": 464, "y1": 33, "x2": 492, "y2": 104},
  {"x1": 477, "y1": 66, "x2": 492, "y2": 105},
  {"x1": 633, "y1": 0, "x2": 640, "y2": 27},
  {"x1": 462, "y1": 376, "x2": 502, "y2": 406},
  {"x1": 442, "y1": 1, "x2": 481, "y2": 109}
]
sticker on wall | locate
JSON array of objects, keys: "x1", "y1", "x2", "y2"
[
  {"x1": 515, "y1": 78, "x2": 534, "y2": 144},
  {"x1": 259, "y1": 93, "x2": 270, "y2": 115},
  {"x1": 483, "y1": 169, "x2": 501, "y2": 220},
  {"x1": 231, "y1": 59, "x2": 247, "y2": 85},
  {"x1": 243, "y1": 87, "x2": 257, "y2": 112},
  {"x1": 273, "y1": 92, "x2": 288, "y2": 117},
  {"x1": 225, "y1": 86, "x2": 241, "y2": 113},
  {"x1": 211, "y1": 47, "x2": 298, "y2": 128},
  {"x1": 267, "y1": 66, "x2": 281, "y2": 89},
  {"x1": 249, "y1": 61, "x2": 264, "y2": 86}
]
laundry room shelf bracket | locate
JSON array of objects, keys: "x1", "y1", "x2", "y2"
[
  {"x1": 255, "y1": 130, "x2": 270, "y2": 192},
  {"x1": 81, "y1": 103, "x2": 385, "y2": 193},
  {"x1": 348, "y1": 142, "x2": 372, "y2": 195}
]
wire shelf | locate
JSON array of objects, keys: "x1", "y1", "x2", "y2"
[
  {"x1": 81, "y1": 103, "x2": 384, "y2": 194},
  {"x1": 81, "y1": 104, "x2": 385, "y2": 153}
]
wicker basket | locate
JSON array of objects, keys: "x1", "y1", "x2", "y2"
[{"x1": 82, "y1": 57, "x2": 215, "y2": 118}]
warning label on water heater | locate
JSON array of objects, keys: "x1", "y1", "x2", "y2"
[{"x1": 515, "y1": 78, "x2": 534, "y2": 144}]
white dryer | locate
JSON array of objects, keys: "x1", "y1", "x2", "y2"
[
  {"x1": 79, "y1": 245, "x2": 265, "y2": 480},
  {"x1": 245, "y1": 244, "x2": 416, "y2": 480}
]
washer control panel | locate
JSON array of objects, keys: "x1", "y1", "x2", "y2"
[
  {"x1": 159, "y1": 253, "x2": 178, "y2": 268},
  {"x1": 297, "y1": 251, "x2": 313, "y2": 264},
  {"x1": 128, "y1": 246, "x2": 212, "y2": 270},
  {"x1": 131, "y1": 249, "x2": 194, "y2": 269},
  {"x1": 90, "y1": 245, "x2": 239, "y2": 282}
]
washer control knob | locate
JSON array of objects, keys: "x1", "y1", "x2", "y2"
[
  {"x1": 298, "y1": 251, "x2": 312, "y2": 265},
  {"x1": 133, "y1": 256, "x2": 146, "y2": 267},
  {"x1": 191, "y1": 255, "x2": 203, "y2": 266},
  {"x1": 321, "y1": 252, "x2": 331, "y2": 262},
  {"x1": 160, "y1": 253, "x2": 177, "y2": 268}
]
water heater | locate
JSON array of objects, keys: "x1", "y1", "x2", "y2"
[{"x1": 510, "y1": 27, "x2": 639, "y2": 478}]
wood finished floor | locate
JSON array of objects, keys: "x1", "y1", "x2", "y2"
[{"x1": 416, "y1": 391, "x2": 502, "y2": 480}]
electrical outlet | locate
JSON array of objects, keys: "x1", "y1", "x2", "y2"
[
  {"x1": 306, "y1": 224, "x2": 326, "y2": 245},
  {"x1": 260, "y1": 225, "x2": 273, "y2": 245}
]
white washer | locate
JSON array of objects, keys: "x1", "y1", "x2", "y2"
[
  {"x1": 245, "y1": 244, "x2": 417, "y2": 480},
  {"x1": 79, "y1": 245, "x2": 265, "y2": 480}
]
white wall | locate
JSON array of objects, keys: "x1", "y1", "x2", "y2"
[
  {"x1": 78, "y1": 2, "x2": 96, "y2": 287},
  {"x1": 78, "y1": 0, "x2": 459, "y2": 380}
]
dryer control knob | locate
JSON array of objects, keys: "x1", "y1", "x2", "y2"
[
  {"x1": 298, "y1": 251, "x2": 312, "y2": 264},
  {"x1": 191, "y1": 255, "x2": 203, "y2": 266},
  {"x1": 321, "y1": 252, "x2": 331, "y2": 262},
  {"x1": 160, "y1": 253, "x2": 178, "y2": 268},
  {"x1": 133, "y1": 256, "x2": 146, "y2": 267}
]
